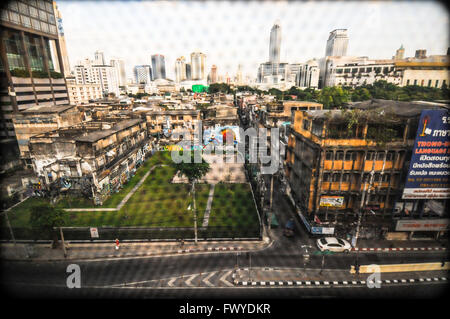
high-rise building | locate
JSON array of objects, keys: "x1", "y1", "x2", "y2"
[
  {"x1": 190, "y1": 52, "x2": 206, "y2": 80},
  {"x1": 134, "y1": 65, "x2": 152, "y2": 84},
  {"x1": 151, "y1": 54, "x2": 166, "y2": 80},
  {"x1": 185, "y1": 63, "x2": 192, "y2": 80},
  {"x1": 235, "y1": 64, "x2": 243, "y2": 85},
  {"x1": 209, "y1": 64, "x2": 217, "y2": 84},
  {"x1": 74, "y1": 56, "x2": 120, "y2": 96},
  {"x1": 53, "y1": 1, "x2": 71, "y2": 77},
  {"x1": 325, "y1": 29, "x2": 348, "y2": 57},
  {"x1": 394, "y1": 45, "x2": 405, "y2": 60},
  {"x1": 175, "y1": 57, "x2": 187, "y2": 83},
  {"x1": 415, "y1": 49, "x2": 427, "y2": 59},
  {"x1": 94, "y1": 50, "x2": 105, "y2": 65},
  {"x1": 0, "y1": 0, "x2": 71, "y2": 169},
  {"x1": 269, "y1": 22, "x2": 281, "y2": 63},
  {"x1": 110, "y1": 58, "x2": 127, "y2": 87}
]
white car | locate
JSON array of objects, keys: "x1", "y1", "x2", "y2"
[{"x1": 316, "y1": 237, "x2": 352, "y2": 253}]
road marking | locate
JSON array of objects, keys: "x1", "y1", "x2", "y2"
[
  {"x1": 185, "y1": 274, "x2": 198, "y2": 287},
  {"x1": 168, "y1": 278, "x2": 177, "y2": 287},
  {"x1": 220, "y1": 270, "x2": 234, "y2": 287},
  {"x1": 203, "y1": 272, "x2": 215, "y2": 287}
]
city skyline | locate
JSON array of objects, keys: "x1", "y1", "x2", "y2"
[{"x1": 58, "y1": 1, "x2": 449, "y2": 81}]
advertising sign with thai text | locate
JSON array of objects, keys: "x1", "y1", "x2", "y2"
[
  {"x1": 402, "y1": 109, "x2": 450, "y2": 199},
  {"x1": 395, "y1": 219, "x2": 450, "y2": 231},
  {"x1": 319, "y1": 196, "x2": 345, "y2": 207}
]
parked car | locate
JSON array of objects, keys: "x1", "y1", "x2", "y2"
[{"x1": 316, "y1": 237, "x2": 352, "y2": 253}]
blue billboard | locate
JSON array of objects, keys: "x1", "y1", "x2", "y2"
[{"x1": 402, "y1": 109, "x2": 450, "y2": 199}]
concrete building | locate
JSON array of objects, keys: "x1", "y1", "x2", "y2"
[
  {"x1": 325, "y1": 29, "x2": 349, "y2": 57},
  {"x1": 395, "y1": 55, "x2": 450, "y2": 88},
  {"x1": 285, "y1": 99, "x2": 449, "y2": 238},
  {"x1": 29, "y1": 117, "x2": 149, "y2": 204},
  {"x1": 191, "y1": 52, "x2": 206, "y2": 81},
  {"x1": 175, "y1": 57, "x2": 187, "y2": 83},
  {"x1": 185, "y1": 63, "x2": 192, "y2": 80},
  {"x1": 12, "y1": 104, "x2": 83, "y2": 168},
  {"x1": 94, "y1": 50, "x2": 105, "y2": 65},
  {"x1": 393, "y1": 45, "x2": 405, "y2": 60},
  {"x1": 133, "y1": 65, "x2": 152, "y2": 85},
  {"x1": 74, "y1": 58, "x2": 120, "y2": 97},
  {"x1": 415, "y1": 49, "x2": 427, "y2": 59},
  {"x1": 52, "y1": 1, "x2": 71, "y2": 77},
  {"x1": 110, "y1": 58, "x2": 127, "y2": 87},
  {"x1": 296, "y1": 59, "x2": 320, "y2": 89},
  {"x1": 0, "y1": 0, "x2": 70, "y2": 170},
  {"x1": 269, "y1": 22, "x2": 281, "y2": 64},
  {"x1": 209, "y1": 64, "x2": 217, "y2": 84},
  {"x1": 66, "y1": 76, "x2": 103, "y2": 105},
  {"x1": 151, "y1": 54, "x2": 166, "y2": 80}
]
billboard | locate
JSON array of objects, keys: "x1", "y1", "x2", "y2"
[
  {"x1": 395, "y1": 219, "x2": 450, "y2": 232},
  {"x1": 319, "y1": 196, "x2": 345, "y2": 207},
  {"x1": 402, "y1": 109, "x2": 450, "y2": 199}
]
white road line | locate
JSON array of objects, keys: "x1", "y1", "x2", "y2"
[
  {"x1": 185, "y1": 274, "x2": 198, "y2": 287},
  {"x1": 168, "y1": 278, "x2": 177, "y2": 287},
  {"x1": 220, "y1": 270, "x2": 234, "y2": 287},
  {"x1": 203, "y1": 271, "x2": 216, "y2": 287}
]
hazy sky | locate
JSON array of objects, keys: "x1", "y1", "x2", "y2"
[{"x1": 58, "y1": 0, "x2": 449, "y2": 81}]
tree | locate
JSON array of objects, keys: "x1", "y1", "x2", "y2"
[
  {"x1": 171, "y1": 151, "x2": 210, "y2": 243},
  {"x1": 30, "y1": 204, "x2": 66, "y2": 248}
]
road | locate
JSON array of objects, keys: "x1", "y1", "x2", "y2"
[{"x1": 1, "y1": 175, "x2": 448, "y2": 299}]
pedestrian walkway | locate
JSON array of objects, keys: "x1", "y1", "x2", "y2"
[
  {"x1": 350, "y1": 238, "x2": 448, "y2": 253},
  {"x1": 202, "y1": 184, "x2": 215, "y2": 227},
  {"x1": 233, "y1": 267, "x2": 449, "y2": 287},
  {"x1": 0, "y1": 238, "x2": 271, "y2": 262}
]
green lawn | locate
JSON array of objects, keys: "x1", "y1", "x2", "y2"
[{"x1": 1, "y1": 152, "x2": 260, "y2": 238}]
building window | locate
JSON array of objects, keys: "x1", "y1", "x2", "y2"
[
  {"x1": 443, "y1": 80, "x2": 447, "y2": 87},
  {"x1": 4, "y1": 30, "x2": 27, "y2": 71},
  {"x1": 31, "y1": 18, "x2": 41, "y2": 30},
  {"x1": 38, "y1": 9, "x2": 47, "y2": 22},
  {"x1": 428, "y1": 79, "x2": 432, "y2": 87},
  {"x1": 413, "y1": 79, "x2": 417, "y2": 85},
  {"x1": 366, "y1": 152, "x2": 375, "y2": 161},
  {"x1": 382, "y1": 174, "x2": 390, "y2": 183},
  {"x1": 38, "y1": 1, "x2": 46, "y2": 11},
  {"x1": 302, "y1": 119, "x2": 310, "y2": 131},
  {"x1": 435, "y1": 80, "x2": 439, "y2": 88},
  {"x1": 366, "y1": 67, "x2": 372, "y2": 72},
  {"x1": 342, "y1": 173, "x2": 350, "y2": 182},
  {"x1": 18, "y1": 2, "x2": 29, "y2": 15},
  {"x1": 323, "y1": 173, "x2": 330, "y2": 182},
  {"x1": 386, "y1": 151, "x2": 395, "y2": 161},
  {"x1": 335, "y1": 151, "x2": 344, "y2": 160},
  {"x1": 345, "y1": 151, "x2": 356, "y2": 161},
  {"x1": 376, "y1": 152, "x2": 385, "y2": 161},
  {"x1": 406, "y1": 79, "x2": 410, "y2": 85},
  {"x1": 29, "y1": 5, "x2": 38, "y2": 18},
  {"x1": 8, "y1": 1, "x2": 19, "y2": 11},
  {"x1": 9, "y1": 11, "x2": 20, "y2": 24},
  {"x1": 45, "y1": 1, "x2": 53, "y2": 12},
  {"x1": 332, "y1": 174, "x2": 340, "y2": 182},
  {"x1": 325, "y1": 151, "x2": 333, "y2": 160}
]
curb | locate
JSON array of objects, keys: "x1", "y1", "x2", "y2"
[
  {"x1": 234, "y1": 277, "x2": 448, "y2": 286},
  {"x1": 177, "y1": 246, "x2": 244, "y2": 254},
  {"x1": 351, "y1": 247, "x2": 447, "y2": 252}
]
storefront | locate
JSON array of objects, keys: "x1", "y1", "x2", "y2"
[{"x1": 395, "y1": 218, "x2": 449, "y2": 240}]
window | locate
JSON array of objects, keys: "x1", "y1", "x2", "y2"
[
  {"x1": 406, "y1": 79, "x2": 410, "y2": 85},
  {"x1": 38, "y1": 10, "x2": 47, "y2": 21},
  {"x1": 381, "y1": 174, "x2": 390, "y2": 183},
  {"x1": 9, "y1": 11, "x2": 20, "y2": 24},
  {"x1": 38, "y1": 1, "x2": 46, "y2": 10},
  {"x1": 335, "y1": 151, "x2": 344, "y2": 160},
  {"x1": 31, "y1": 18, "x2": 40, "y2": 30},
  {"x1": 344, "y1": 68, "x2": 350, "y2": 73},
  {"x1": 8, "y1": 2, "x2": 19, "y2": 11},
  {"x1": 4, "y1": 30, "x2": 26, "y2": 70},
  {"x1": 345, "y1": 152, "x2": 356, "y2": 161},
  {"x1": 376, "y1": 152, "x2": 385, "y2": 161},
  {"x1": 352, "y1": 68, "x2": 358, "y2": 74},
  {"x1": 18, "y1": 2, "x2": 29, "y2": 15},
  {"x1": 443, "y1": 80, "x2": 447, "y2": 87},
  {"x1": 41, "y1": 21, "x2": 49, "y2": 33},
  {"x1": 29, "y1": 5, "x2": 38, "y2": 18},
  {"x1": 323, "y1": 173, "x2": 330, "y2": 182},
  {"x1": 336, "y1": 68, "x2": 343, "y2": 74},
  {"x1": 325, "y1": 151, "x2": 333, "y2": 160},
  {"x1": 332, "y1": 174, "x2": 340, "y2": 182},
  {"x1": 1, "y1": 10, "x2": 9, "y2": 22},
  {"x1": 337, "y1": 239, "x2": 346, "y2": 246},
  {"x1": 48, "y1": 13, "x2": 55, "y2": 24},
  {"x1": 359, "y1": 68, "x2": 364, "y2": 73},
  {"x1": 428, "y1": 80, "x2": 432, "y2": 87},
  {"x1": 386, "y1": 151, "x2": 395, "y2": 161},
  {"x1": 366, "y1": 152, "x2": 375, "y2": 160},
  {"x1": 45, "y1": 1, "x2": 53, "y2": 12},
  {"x1": 24, "y1": 34, "x2": 45, "y2": 71},
  {"x1": 435, "y1": 80, "x2": 439, "y2": 88},
  {"x1": 342, "y1": 174, "x2": 350, "y2": 182},
  {"x1": 414, "y1": 79, "x2": 417, "y2": 85},
  {"x1": 302, "y1": 119, "x2": 310, "y2": 131},
  {"x1": 366, "y1": 67, "x2": 372, "y2": 72}
]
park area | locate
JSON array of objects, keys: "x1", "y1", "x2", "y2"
[{"x1": 0, "y1": 152, "x2": 261, "y2": 241}]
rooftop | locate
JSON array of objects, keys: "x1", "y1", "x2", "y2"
[{"x1": 75, "y1": 118, "x2": 144, "y2": 143}]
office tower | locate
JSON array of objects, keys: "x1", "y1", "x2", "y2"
[
  {"x1": 394, "y1": 44, "x2": 405, "y2": 60},
  {"x1": 269, "y1": 22, "x2": 281, "y2": 63},
  {"x1": 325, "y1": 29, "x2": 348, "y2": 57},
  {"x1": 75, "y1": 55, "x2": 119, "y2": 96},
  {"x1": 190, "y1": 52, "x2": 206, "y2": 80},
  {"x1": 110, "y1": 58, "x2": 127, "y2": 87},
  {"x1": 52, "y1": 1, "x2": 71, "y2": 77},
  {"x1": 415, "y1": 49, "x2": 427, "y2": 59},
  {"x1": 236, "y1": 64, "x2": 243, "y2": 85},
  {"x1": 0, "y1": 0, "x2": 72, "y2": 168},
  {"x1": 151, "y1": 54, "x2": 166, "y2": 80},
  {"x1": 134, "y1": 65, "x2": 152, "y2": 84},
  {"x1": 185, "y1": 63, "x2": 192, "y2": 80},
  {"x1": 94, "y1": 50, "x2": 105, "y2": 65},
  {"x1": 209, "y1": 65, "x2": 217, "y2": 84},
  {"x1": 175, "y1": 57, "x2": 187, "y2": 83}
]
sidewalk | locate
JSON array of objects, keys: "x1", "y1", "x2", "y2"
[
  {"x1": 0, "y1": 237, "x2": 272, "y2": 262},
  {"x1": 351, "y1": 238, "x2": 448, "y2": 252},
  {"x1": 233, "y1": 267, "x2": 449, "y2": 286}
]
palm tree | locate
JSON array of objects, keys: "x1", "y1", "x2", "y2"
[{"x1": 171, "y1": 151, "x2": 210, "y2": 243}]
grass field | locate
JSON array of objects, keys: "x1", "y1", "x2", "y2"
[{"x1": 2, "y1": 152, "x2": 260, "y2": 235}]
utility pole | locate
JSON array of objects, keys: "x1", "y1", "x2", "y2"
[
  {"x1": 192, "y1": 180, "x2": 198, "y2": 244},
  {"x1": 60, "y1": 227, "x2": 67, "y2": 258},
  {"x1": 268, "y1": 174, "x2": 274, "y2": 230},
  {"x1": 354, "y1": 175, "x2": 369, "y2": 249},
  {"x1": 3, "y1": 211, "x2": 16, "y2": 246}
]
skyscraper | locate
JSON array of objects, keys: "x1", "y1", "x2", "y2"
[
  {"x1": 151, "y1": 54, "x2": 166, "y2": 80},
  {"x1": 75, "y1": 55, "x2": 120, "y2": 96},
  {"x1": 191, "y1": 52, "x2": 206, "y2": 80},
  {"x1": 94, "y1": 50, "x2": 106, "y2": 65},
  {"x1": 209, "y1": 65, "x2": 217, "y2": 84},
  {"x1": 0, "y1": 0, "x2": 71, "y2": 168},
  {"x1": 185, "y1": 63, "x2": 192, "y2": 80},
  {"x1": 325, "y1": 29, "x2": 348, "y2": 57},
  {"x1": 110, "y1": 58, "x2": 127, "y2": 87},
  {"x1": 269, "y1": 22, "x2": 281, "y2": 63},
  {"x1": 53, "y1": 1, "x2": 71, "y2": 77},
  {"x1": 394, "y1": 45, "x2": 405, "y2": 60},
  {"x1": 235, "y1": 64, "x2": 243, "y2": 85},
  {"x1": 175, "y1": 57, "x2": 187, "y2": 83},
  {"x1": 133, "y1": 65, "x2": 152, "y2": 84}
]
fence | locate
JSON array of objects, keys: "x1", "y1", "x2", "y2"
[{"x1": 0, "y1": 225, "x2": 261, "y2": 242}]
